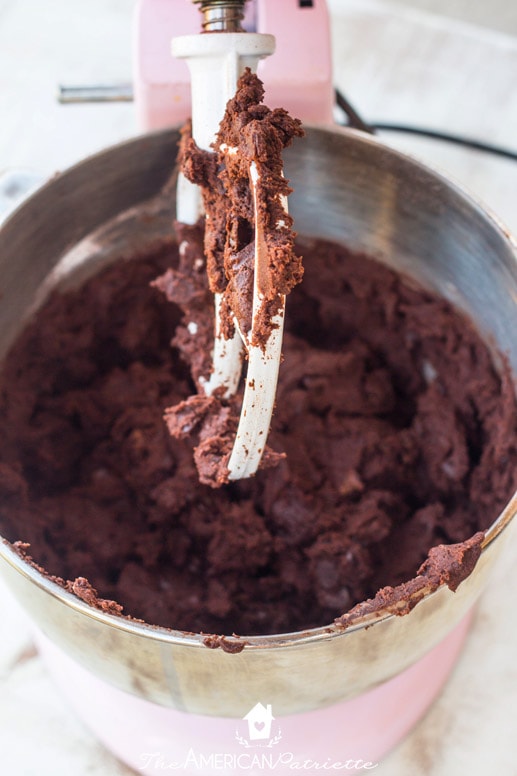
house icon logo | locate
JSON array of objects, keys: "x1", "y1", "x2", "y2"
[
  {"x1": 236, "y1": 702, "x2": 282, "y2": 748},
  {"x1": 244, "y1": 703, "x2": 275, "y2": 740}
]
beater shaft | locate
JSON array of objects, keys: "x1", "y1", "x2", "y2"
[{"x1": 193, "y1": 0, "x2": 246, "y2": 32}]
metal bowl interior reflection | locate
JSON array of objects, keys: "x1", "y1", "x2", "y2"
[{"x1": 0, "y1": 126, "x2": 516, "y2": 716}]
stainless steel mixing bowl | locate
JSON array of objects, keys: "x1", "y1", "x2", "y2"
[{"x1": 0, "y1": 126, "x2": 516, "y2": 716}]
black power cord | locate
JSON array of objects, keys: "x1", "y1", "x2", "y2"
[{"x1": 335, "y1": 87, "x2": 517, "y2": 163}]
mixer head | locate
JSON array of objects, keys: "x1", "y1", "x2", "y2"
[{"x1": 134, "y1": 0, "x2": 334, "y2": 130}]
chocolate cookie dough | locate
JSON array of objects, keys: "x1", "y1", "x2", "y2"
[
  {"x1": 0, "y1": 236, "x2": 515, "y2": 637},
  {"x1": 162, "y1": 70, "x2": 304, "y2": 486},
  {"x1": 179, "y1": 69, "x2": 304, "y2": 346}
]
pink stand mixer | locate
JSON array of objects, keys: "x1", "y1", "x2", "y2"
[{"x1": 1, "y1": 1, "x2": 517, "y2": 773}]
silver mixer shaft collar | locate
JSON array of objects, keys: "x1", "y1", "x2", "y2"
[{"x1": 193, "y1": 0, "x2": 247, "y2": 32}]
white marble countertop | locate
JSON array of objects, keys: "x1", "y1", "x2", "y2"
[{"x1": 0, "y1": 1, "x2": 516, "y2": 774}]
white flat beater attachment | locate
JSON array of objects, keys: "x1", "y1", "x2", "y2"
[{"x1": 173, "y1": 0, "x2": 289, "y2": 481}]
